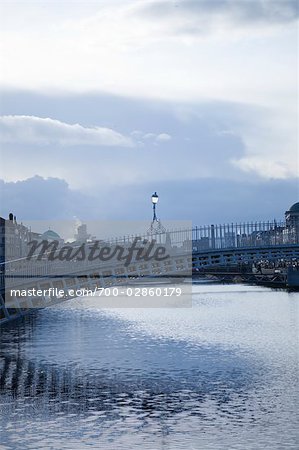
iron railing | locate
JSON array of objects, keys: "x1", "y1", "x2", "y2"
[{"x1": 105, "y1": 220, "x2": 298, "y2": 250}]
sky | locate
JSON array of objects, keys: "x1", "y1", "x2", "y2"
[{"x1": 0, "y1": 0, "x2": 298, "y2": 227}]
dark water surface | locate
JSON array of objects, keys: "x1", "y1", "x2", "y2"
[{"x1": 0, "y1": 285, "x2": 298, "y2": 449}]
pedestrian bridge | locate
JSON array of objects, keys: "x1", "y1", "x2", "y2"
[
  {"x1": 1, "y1": 220, "x2": 298, "y2": 324},
  {"x1": 192, "y1": 244, "x2": 299, "y2": 269}
]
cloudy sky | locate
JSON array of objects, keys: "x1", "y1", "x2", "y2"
[{"x1": 0, "y1": 0, "x2": 298, "y2": 226}]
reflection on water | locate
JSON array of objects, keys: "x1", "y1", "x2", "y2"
[{"x1": 0, "y1": 285, "x2": 298, "y2": 449}]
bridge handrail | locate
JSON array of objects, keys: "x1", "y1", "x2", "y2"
[{"x1": 1, "y1": 220, "x2": 298, "y2": 273}]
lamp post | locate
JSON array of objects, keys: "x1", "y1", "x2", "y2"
[
  {"x1": 152, "y1": 192, "x2": 159, "y2": 222},
  {"x1": 148, "y1": 191, "x2": 166, "y2": 235}
]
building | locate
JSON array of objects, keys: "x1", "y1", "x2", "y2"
[
  {"x1": 74, "y1": 224, "x2": 91, "y2": 243},
  {"x1": 284, "y1": 202, "x2": 299, "y2": 244},
  {"x1": 0, "y1": 213, "x2": 33, "y2": 262},
  {"x1": 0, "y1": 214, "x2": 65, "y2": 264},
  {"x1": 40, "y1": 229, "x2": 64, "y2": 245}
]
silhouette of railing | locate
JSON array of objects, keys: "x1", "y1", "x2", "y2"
[{"x1": 104, "y1": 220, "x2": 297, "y2": 250}]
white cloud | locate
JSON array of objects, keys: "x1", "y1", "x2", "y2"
[
  {"x1": 140, "y1": 132, "x2": 172, "y2": 142},
  {"x1": 0, "y1": 1, "x2": 297, "y2": 181},
  {"x1": 0, "y1": 115, "x2": 133, "y2": 147},
  {"x1": 0, "y1": 0, "x2": 297, "y2": 104},
  {"x1": 156, "y1": 133, "x2": 171, "y2": 142},
  {"x1": 231, "y1": 157, "x2": 295, "y2": 179}
]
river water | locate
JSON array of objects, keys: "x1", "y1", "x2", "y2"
[{"x1": 0, "y1": 284, "x2": 298, "y2": 449}]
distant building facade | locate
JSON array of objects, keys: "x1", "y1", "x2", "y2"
[
  {"x1": 39, "y1": 229, "x2": 64, "y2": 245},
  {"x1": 74, "y1": 224, "x2": 91, "y2": 243},
  {"x1": 0, "y1": 213, "x2": 33, "y2": 262},
  {"x1": 284, "y1": 202, "x2": 299, "y2": 244},
  {"x1": 0, "y1": 213, "x2": 65, "y2": 264}
]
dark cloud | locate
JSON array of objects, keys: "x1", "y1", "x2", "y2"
[
  {"x1": 107, "y1": 177, "x2": 299, "y2": 223},
  {"x1": 137, "y1": 0, "x2": 298, "y2": 32},
  {"x1": 0, "y1": 91, "x2": 297, "y2": 226},
  {"x1": 0, "y1": 176, "x2": 98, "y2": 221},
  {"x1": 0, "y1": 175, "x2": 297, "y2": 224}
]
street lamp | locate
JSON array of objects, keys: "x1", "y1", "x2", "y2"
[
  {"x1": 148, "y1": 191, "x2": 166, "y2": 235},
  {"x1": 151, "y1": 192, "x2": 159, "y2": 222}
]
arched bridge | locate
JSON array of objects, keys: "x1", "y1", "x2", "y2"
[{"x1": 1, "y1": 220, "x2": 298, "y2": 324}]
